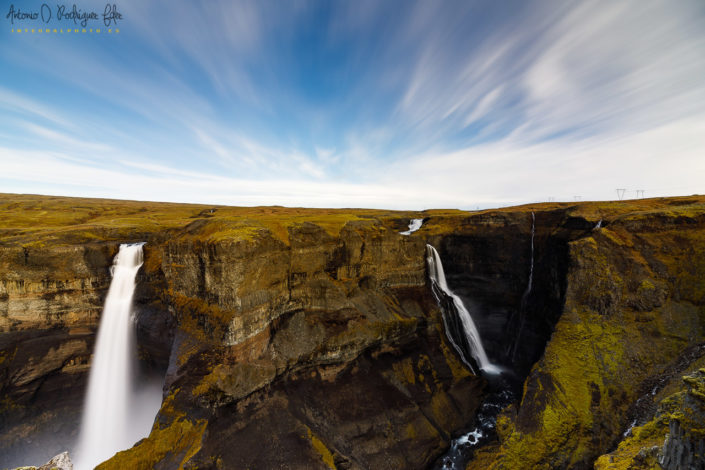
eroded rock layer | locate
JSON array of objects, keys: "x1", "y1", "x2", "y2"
[
  {"x1": 1, "y1": 194, "x2": 704, "y2": 469},
  {"x1": 470, "y1": 198, "x2": 705, "y2": 469}
]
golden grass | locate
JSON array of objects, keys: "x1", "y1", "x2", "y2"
[
  {"x1": 1, "y1": 193, "x2": 703, "y2": 247},
  {"x1": 0, "y1": 193, "x2": 421, "y2": 246}
]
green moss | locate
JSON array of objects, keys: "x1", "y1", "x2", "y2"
[
  {"x1": 600, "y1": 228, "x2": 633, "y2": 248},
  {"x1": 667, "y1": 369, "x2": 705, "y2": 438},
  {"x1": 304, "y1": 426, "x2": 336, "y2": 470},
  {"x1": 167, "y1": 291, "x2": 233, "y2": 343},
  {"x1": 594, "y1": 417, "x2": 666, "y2": 470},
  {"x1": 467, "y1": 443, "x2": 502, "y2": 470},
  {"x1": 490, "y1": 294, "x2": 690, "y2": 469},
  {"x1": 512, "y1": 209, "x2": 705, "y2": 465},
  {"x1": 142, "y1": 247, "x2": 163, "y2": 275},
  {"x1": 594, "y1": 368, "x2": 705, "y2": 469},
  {"x1": 96, "y1": 387, "x2": 202, "y2": 468},
  {"x1": 392, "y1": 357, "x2": 416, "y2": 385},
  {"x1": 685, "y1": 368, "x2": 705, "y2": 401},
  {"x1": 97, "y1": 417, "x2": 207, "y2": 470}
]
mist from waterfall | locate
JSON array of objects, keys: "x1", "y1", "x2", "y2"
[
  {"x1": 426, "y1": 244, "x2": 500, "y2": 375},
  {"x1": 74, "y1": 243, "x2": 161, "y2": 469}
]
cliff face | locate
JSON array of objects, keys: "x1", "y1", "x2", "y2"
[
  {"x1": 102, "y1": 218, "x2": 484, "y2": 469},
  {"x1": 425, "y1": 208, "x2": 582, "y2": 376},
  {"x1": 0, "y1": 197, "x2": 484, "y2": 468},
  {"x1": 470, "y1": 199, "x2": 705, "y2": 469},
  {"x1": 0, "y1": 244, "x2": 115, "y2": 464},
  {"x1": 1, "y1": 194, "x2": 704, "y2": 469}
]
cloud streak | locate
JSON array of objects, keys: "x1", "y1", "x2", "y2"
[{"x1": 0, "y1": 0, "x2": 703, "y2": 208}]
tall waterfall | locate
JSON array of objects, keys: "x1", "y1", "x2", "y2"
[
  {"x1": 426, "y1": 245, "x2": 499, "y2": 374},
  {"x1": 75, "y1": 243, "x2": 146, "y2": 469}
]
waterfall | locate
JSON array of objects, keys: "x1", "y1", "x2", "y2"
[
  {"x1": 508, "y1": 212, "x2": 535, "y2": 362},
  {"x1": 522, "y1": 211, "x2": 535, "y2": 303},
  {"x1": 400, "y1": 218, "x2": 424, "y2": 235},
  {"x1": 426, "y1": 245, "x2": 499, "y2": 374},
  {"x1": 75, "y1": 243, "x2": 147, "y2": 469}
]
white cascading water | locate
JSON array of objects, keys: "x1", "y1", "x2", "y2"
[
  {"x1": 426, "y1": 245, "x2": 500, "y2": 374},
  {"x1": 400, "y1": 218, "x2": 424, "y2": 235},
  {"x1": 75, "y1": 243, "x2": 148, "y2": 469}
]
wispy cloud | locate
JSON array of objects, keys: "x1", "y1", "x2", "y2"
[
  {"x1": 0, "y1": 147, "x2": 402, "y2": 208},
  {"x1": 0, "y1": 87, "x2": 77, "y2": 130},
  {"x1": 0, "y1": 0, "x2": 703, "y2": 208},
  {"x1": 24, "y1": 123, "x2": 113, "y2": 152},
  {"x1": 393, "y1": 0, "x2": 705, "y2": 146},
  {"x1": 383, "y1": 116, "x2": 705, "y2": 207}
]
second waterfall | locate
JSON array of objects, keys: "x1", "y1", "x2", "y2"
[{"x1": 426, "y1": 245, "x2": 500, "y2": 375}]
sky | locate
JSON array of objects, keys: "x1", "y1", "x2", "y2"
[{"x1": 1, "y1": 0, "x2": 704, "y2": 210}]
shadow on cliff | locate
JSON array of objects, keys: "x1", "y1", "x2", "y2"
[{"x1": 426, "y1": 209, "x2": 597, "y2": 380}]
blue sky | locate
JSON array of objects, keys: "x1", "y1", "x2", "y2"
[{"x1": 1, "y1": 0, "x2": 704, "y2": 209}]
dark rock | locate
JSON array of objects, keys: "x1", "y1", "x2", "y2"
[{"x1": 659, "y1": 369, "x2": 705, "y2": 470}]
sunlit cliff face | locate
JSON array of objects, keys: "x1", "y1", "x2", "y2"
[{"x1": 1, "y1": 194, "x2": 705, "y2": 469}]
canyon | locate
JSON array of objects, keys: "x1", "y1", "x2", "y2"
[{"x1": 1, "y1": 193, "x2": 704, "y2": 469}]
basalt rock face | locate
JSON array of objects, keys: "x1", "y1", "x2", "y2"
[
  {"x1": 0, "y1": 329, "x2": 91, "y2": 467},
  {"x1": 0, "y1": 245, "x2": 113, "y2": 466},
  {"x1": 425, "y1": 209, "x2": 584, "y2": 376},
  {"x1": 0, "y1": 244, "x2": 115, "y2": 331},
  {"x1": 470, "y1": 199, "x2": 705, "y2": 469},
  {"x1": 593, "y1": 364, "x2": 705, "y2": 470},
  {"x1": 99, "y1": 218, "x2": 485, "y2": 469},
  {"x1": 2, "y1": 194, "x2": 705, "y2": 470},
  {"x1": 0, "y1": 241, "x2": 173, "y2": 467},
  {"x1": 0, "y1": 196, "x2": 490, "y2": 469}
]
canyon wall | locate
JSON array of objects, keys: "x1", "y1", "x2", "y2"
[
  {"x1": 1, "y1": 194, "x2": 704, "y2": 469},
  {"x1": 469, "y1": 199, "x2": 705, "y2": 469},
  {"x1": 100, "y1": 218, "x2": 484, "y2": 469},
  {"x1": 0, "y1": 244, "x2": 114, "y2": 464}
]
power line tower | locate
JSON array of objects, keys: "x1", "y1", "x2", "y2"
[
  {"x1": 616, "y1": 189, "x2": 626, "y2": 200},
  {"x1": 636, "y1": 189, "x2": 645, "y2": 199}
]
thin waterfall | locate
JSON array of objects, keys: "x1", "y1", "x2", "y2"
[
  {"x1": 509, "y1": 212, "x2": 535, "y2": 362},
  {"x1": 75, "y1": 243, "x2": 146, "y2": 469},
  {"x1": 426, "y1": 244, "x2": 500, "y2": 374},
  {"x1": 522, "y1": 211, "x2": 535, "y2": 304}
]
